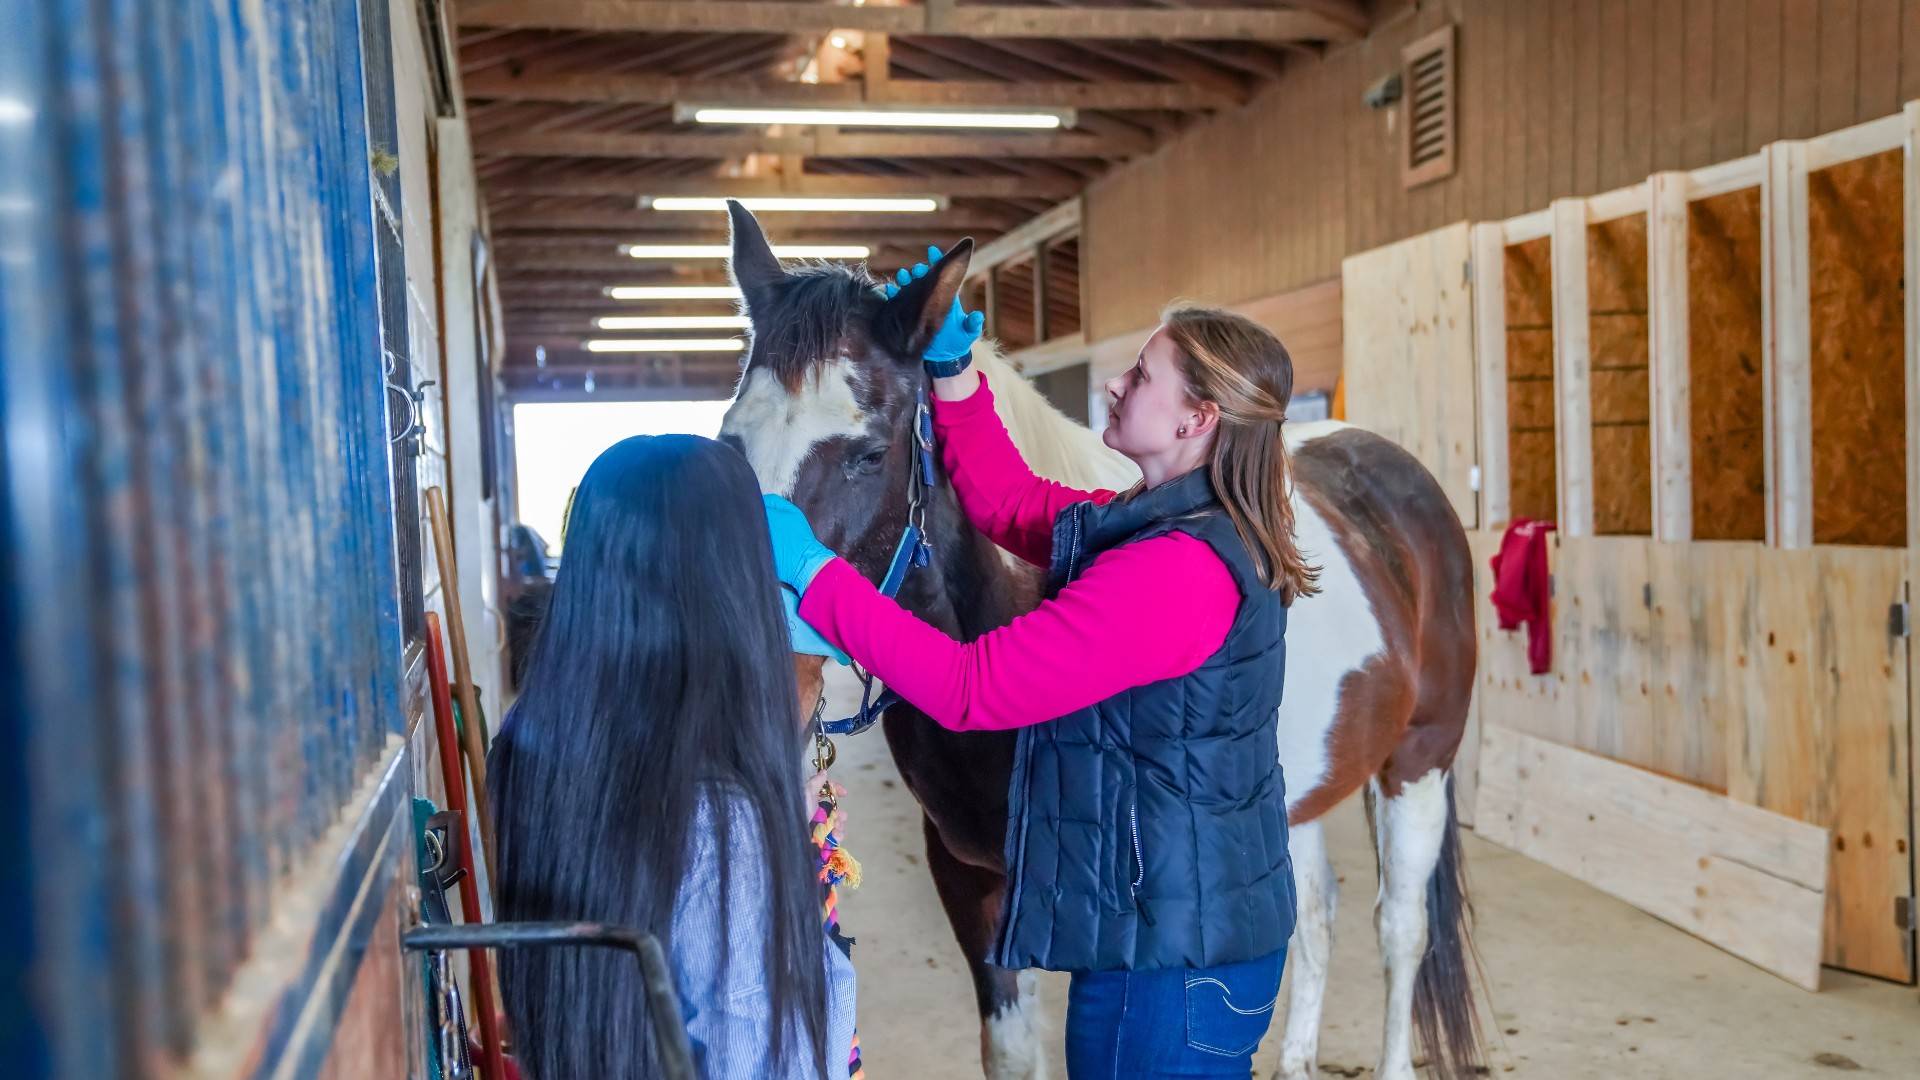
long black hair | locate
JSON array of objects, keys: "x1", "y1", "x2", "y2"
[{"x1": 488, "y1": 434, "x2": 824, "y2": 1077}]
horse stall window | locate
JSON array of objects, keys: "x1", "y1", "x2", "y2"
[
  {"x1": 1505, "y1": 237, "x2": 1557, "y2": 523},
  {"x1": 1587, "y1": 213, "x2": 1653, "y2": 536},
  {"x1": 1807, "y1": 149, "x2": 1906, "y2": 547},
  {"x1": 1032, "y1": 362, "x2": 1091, "y2": 425},
  {"x1": 1043, "y1": 234, "x2": 1082, "y2": 340},
  {"x1": 1687, "y1": 187, "x2": 1767, "y2": 541},
  {"x1": 994, "y1": 255, "x2": 1039, "y2": 352},
  {"x1": 962, "y1": 276, "x2": 989, "y2": 337}
]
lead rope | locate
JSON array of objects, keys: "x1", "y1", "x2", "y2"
[{"x1": 809, "y1": 694, "x2": 865, "y2": 1079}]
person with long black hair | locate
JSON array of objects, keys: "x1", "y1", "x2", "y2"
[{"x1": 488, "y1": 434, "x2": 854, "y2": 1078}]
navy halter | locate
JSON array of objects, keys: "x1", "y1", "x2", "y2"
[{"x1": 816, "y1": 380, "x2": 937, "y2": 737}]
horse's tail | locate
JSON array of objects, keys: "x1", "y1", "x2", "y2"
[{"x1": 1413, "y1": 773, "x2": 1486, "y2": 1080}]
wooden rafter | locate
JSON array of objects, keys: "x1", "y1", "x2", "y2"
[
  {"x1": 493, "y1": 206, "x2": 1015, "y2": 232},
  {"x1": 485, "y1": 172, "x2": 1083, "y2": 199},
  {"x1": 475, "y1": 128, "x2": 1153, "y2": 160},
  {"x1": 462, "y1": 70, "x2": 1238, "y2": 112},
  {"x1": 458, "y1": 3, "x2": 1364, "y2": 44}
]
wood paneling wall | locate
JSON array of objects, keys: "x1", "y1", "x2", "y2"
[{"x1": 1084, "y1": 0, "x2": 1920, "y2": 342}]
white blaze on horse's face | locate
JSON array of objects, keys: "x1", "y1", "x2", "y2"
[{"x1": 720, "y1": 359, "x2": 869, "y2": 497}]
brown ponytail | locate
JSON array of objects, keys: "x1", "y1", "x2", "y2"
[{"x1": 1160, "y1": 305, "x2": 1320, "y2": 604}]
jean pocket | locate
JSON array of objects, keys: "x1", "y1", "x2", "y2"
[{"x1": 1183, "y1": 951, "x2": 1284, "y2": 1058}]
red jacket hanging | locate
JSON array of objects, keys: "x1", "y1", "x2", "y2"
[{"x1": 1489, "y1": 518, "x2": 1556, "y2": 674}]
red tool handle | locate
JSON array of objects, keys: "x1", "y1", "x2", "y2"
[{"x1": 427, "y1": 613, "x2": 510, "y2": 1080}]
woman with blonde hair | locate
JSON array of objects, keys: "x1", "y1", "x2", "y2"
[{"x1": 768, "y1": 248, "x2": 1315, "y2": 1078}]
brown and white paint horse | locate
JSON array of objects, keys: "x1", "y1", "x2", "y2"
[{"x1": 718, "y1": 204, "x2": 1483, "y2": 1080}]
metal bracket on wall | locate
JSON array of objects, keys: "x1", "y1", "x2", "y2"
[{"x1": 384, "y1": 349, "x2": 435, "y2": 454}]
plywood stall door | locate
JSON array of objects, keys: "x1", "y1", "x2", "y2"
[
  {"x1": 1340, "y1": 221, "x2": 1479, "y2": 527},
  {"x1": 1505, "y1": 238, "x2": 1558, "y2": 524}
]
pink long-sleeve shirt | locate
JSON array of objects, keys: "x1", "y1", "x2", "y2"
[{"x1": 798, "y1": 377, "x2": 1242, "y2": 732}]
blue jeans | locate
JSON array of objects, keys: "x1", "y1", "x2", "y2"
[{"x1": 1063, "y1": 948, "x2": 1287, "y2": 1079}]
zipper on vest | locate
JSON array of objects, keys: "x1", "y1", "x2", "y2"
[{"x1": 1129, "y1": 802, "x2": 1154, "y2": 926}]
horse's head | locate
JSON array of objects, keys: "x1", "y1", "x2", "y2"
[{"x1": 719, "y1": 201, "x2": 976, "y2": 599}]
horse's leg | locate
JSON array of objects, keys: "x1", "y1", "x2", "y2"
[
  {"x1": 922, "y1": 815, "x2": 1045, "y2": 1080},
  {"x1": 1275, "y1": 816, "x2": 1336, "y2": 1080},
  {"x1": 1370, "y1": 768, "x2": 1451, "y2": 1080}
]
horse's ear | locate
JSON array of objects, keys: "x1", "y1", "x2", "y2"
[
  {"x1": 726, "y1": 200, "x2": 784, "y2": 301},
  {"x1": 875, "y1": 237, "x2": 975, "y2": 362}
]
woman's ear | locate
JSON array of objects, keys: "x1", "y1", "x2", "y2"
[{"x1": 1185, "y1": 400, "x2": 1222, "y2": 439}]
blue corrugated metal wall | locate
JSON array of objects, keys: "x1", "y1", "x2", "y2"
[{"x1": 0, "y1": 0, "x2": 409, "y2": 1074}]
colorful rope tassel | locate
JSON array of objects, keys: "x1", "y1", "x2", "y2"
[{"x1": 812, "y1": 792, "x2": 864, "y2": 1078}]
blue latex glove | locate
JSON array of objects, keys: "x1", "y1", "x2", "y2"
[
  {"x1": 781, "y1": 586, "x2": 850, "y2": 665},
  {"x1": 882, "y1": 245, "x2": 985, "y2": 364},
  {"x1": 763, "y1": 494, "x2": 839, "y2": 592}
]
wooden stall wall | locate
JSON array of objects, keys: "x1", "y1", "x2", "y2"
[
  {"x1": 1084, "y1": 0, "x2": 1920, "y2": 348},
  {"x1": 1464, "y1": 111, "x2": 1919, "y2": 985},
  {"x1": 1339, "y1": 222, "x2": 1479, "y2": 526}
]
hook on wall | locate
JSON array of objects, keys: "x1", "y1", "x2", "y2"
[{"x1": 384, "y1": 349, "x2": 435, "y2": 451}]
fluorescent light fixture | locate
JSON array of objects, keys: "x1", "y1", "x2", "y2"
[
  {"x1": 584, "y1": 338, "x2": 745, "y2": 354},
  {"x1": 593, "y1": 314, "x2": 751, "y2": 331},
  {"x1": 622, "y1": 243, "x2": 870, "y2": 260},
  {"x1": 606, "y1": 285, "x2": 743, "y2": 300},
  {"x1": 647, "y1": 196, "x2": 942, "y2": 213},
  {"x1": 681, "y1": 105, "x2": 1071, "y2": 130}
]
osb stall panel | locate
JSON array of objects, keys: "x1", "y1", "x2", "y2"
[
  {"x1": 1718, "y1": 546, "x2": 1912, "y2": 982},
  {"x1": 1339, "y1": 223, "x2": 1478, "y2": 526},
  {"x1": 1505, "y1": 238, "x2": 1556, "y2": 523},
  {"x1": 1807, "y1": 149, "x2": 1906, "y2": 547},
  {"x1": 1686, "y1": 188, "x2": 1766, "y2": 541},
  {"x1": 1586, "y1": 215, "x2": 1652, "y2": 536}
]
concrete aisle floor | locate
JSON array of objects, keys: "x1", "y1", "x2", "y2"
[{"x1": 824, "y1": 711, "x2": 1920, "y2": 1078}]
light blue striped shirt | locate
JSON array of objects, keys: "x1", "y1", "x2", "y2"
[{"x1": 671, "y1": 791, "x2": 858, "y2": 1078}]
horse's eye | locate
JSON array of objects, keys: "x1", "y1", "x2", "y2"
[{"x1": 847, "y1": 443, "x2": 888, "y2": 474}]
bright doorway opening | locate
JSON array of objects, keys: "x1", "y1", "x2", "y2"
[{"x1": 511, "y1": 400, "x2": 733, "y2": 552}]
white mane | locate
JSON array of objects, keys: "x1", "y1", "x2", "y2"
[{"x1": 973, "y1": 343, "x2": 1139, "y2": 492}]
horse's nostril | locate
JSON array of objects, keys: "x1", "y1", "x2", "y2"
[{"x1": 718, "y1": 432, "x2": 745, "y2": 455}]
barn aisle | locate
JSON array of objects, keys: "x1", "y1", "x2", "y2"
[{"x1": 827, "y1": 687, "x2": 1919, "y2": 1078}]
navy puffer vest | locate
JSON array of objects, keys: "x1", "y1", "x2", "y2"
[{"x1": 989, "y1": 468, "x2": 1295, "y2": 973}]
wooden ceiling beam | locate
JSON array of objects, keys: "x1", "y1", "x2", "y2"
[
  {"x1": 462, "y1": 70, "x2": 1237, "y2": 112},
  {"x1": 475, "y1": 128, "x2": 1152, "y2": 160},
  {"x1": 495, "y1": 228, "x2": 993, "y2": 248},
  {"x1": 1069, "y1": 39, "x2": 1259, "y2": 100},
  {"x1": 491, "y1": 207, "x2": 1017, "y2": 231},
  {"x1": 485, "y1": 172, "x2": 1082, "y2": 199},
  {"x1": 458, "y1": 3, "x2": 1362, "y2": 43}
]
